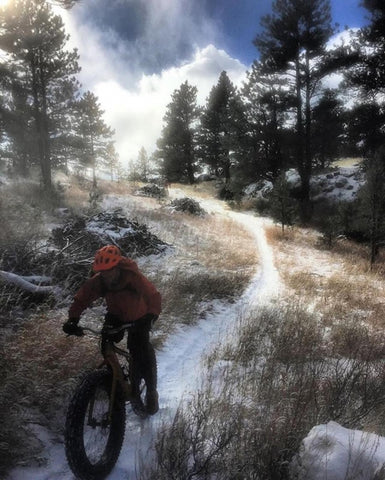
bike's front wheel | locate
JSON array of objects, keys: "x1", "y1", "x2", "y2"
[{"x1": 65, "y1": 369, "x2": 126, "y2": 480}]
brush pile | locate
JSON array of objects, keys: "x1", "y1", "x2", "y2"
[
  {"x1": 136, "y1": 183, "x2": 167, "y2": 198},
  {"x1": 48, "y1": 208, "x2": 168, "y2": 289},
  {"x1": 169, "y1": 197, "x2": 207, "y2": 216},
  {"x1": 0, "y1": 209, "x2": 168, "y2": 311}
]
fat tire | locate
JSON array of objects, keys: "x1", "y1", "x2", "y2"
[{"x1": 64, "y1": 369, "x2": 126, "y2": 480}]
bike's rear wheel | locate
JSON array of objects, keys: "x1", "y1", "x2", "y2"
[{"x1": 65, "y1": 369, "x2": 126, "y2": 480}]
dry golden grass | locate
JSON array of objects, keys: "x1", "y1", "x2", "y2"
[
  {"x1": 143, "y1": 211, "x2": 385, "y2": 479},
  {"x1": 124, "y1": 188, "x2": 258, "y2": 333},
  {"x1": 146, "y1": 302, "x2": 385, "y2": 479},
  {"x1": 0, "y1": 310, "x2": 102, "y2": 474},
  {"x1": 265, "y1": 224, "x2": 385, "y2": 331},
  {"x1": 0, "y1": 177, "x2": 259, "y2": 474},
  {"x1": 332, "y1": 157, "x2": 362, "y2": 168},
  {"x1": 98, "y1": 179, "x2": 138, "y2": 196},
  {"x1": 171, "y1": 181, "x2": 219, "y2": 199}
]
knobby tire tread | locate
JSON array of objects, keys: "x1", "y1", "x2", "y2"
[{"x1": 64, "y1": 369, "x2": 126, "y2": 480}]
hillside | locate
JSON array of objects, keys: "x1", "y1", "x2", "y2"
[{"x1": 3, "y1": 176, "x2": 385, "y2": 479}]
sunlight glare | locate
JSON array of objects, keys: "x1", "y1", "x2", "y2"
[{"x1": 0, "y1": 0, "x2": 10, "y2": 6}]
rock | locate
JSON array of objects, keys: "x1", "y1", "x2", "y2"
[
  {"x1": 196, "y1": 174, "x2": 216, "y2": 182},
  {"x1": 335, "y1": 177, "x2": 348, "y2": 188}
]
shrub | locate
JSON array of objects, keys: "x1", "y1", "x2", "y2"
[{"x1": 143, "y1": 305, "x2": 385, "y2": 479}]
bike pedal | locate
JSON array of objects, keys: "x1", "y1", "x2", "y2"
[{"x1": 131, "y1": 398, "x2": 148, "y2": 419}]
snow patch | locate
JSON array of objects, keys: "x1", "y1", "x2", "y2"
[{"x1": 291, "y1": 421, "x2": 385, "y2": 480}]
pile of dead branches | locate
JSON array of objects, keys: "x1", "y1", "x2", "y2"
[
  {"x1": 136, "y1": 183, "x2": 167, "y2": 198},
  {"x1": 169, "y1": 197, "x2": 207, "y2": 216},
  {"x1": 0, "y1": 209, "x2": 168, "y2": 314},
  {"x1": 48, "y1": 208, "x2": 168, "y2": 289}
]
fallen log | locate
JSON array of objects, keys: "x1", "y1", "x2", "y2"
[{"x1": 0, "y1": 271, "x2": 58, "y2": 296}]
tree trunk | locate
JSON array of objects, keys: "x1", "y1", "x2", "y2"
[
  {"x1": 30, "y1": 51, "x2": 52, "y2": 192},
  {"x1": 186, "y1": 158, "x2": 195, "y2": 184},
  {"x1": 185, "y1": 135, "x2": 195, "y2": 184},
  {"x1": 370, "y1": 204, "x2": 380, "y2": 268},
  {"x1": 224, "y1": 157, "x2": 231, "y2": 184},
  {"x1": 40, "y1": 50, "x2": 52, "y2": 193},
  {"x1": 295, "y1": 56, "x2": 312, "y2": 223}
]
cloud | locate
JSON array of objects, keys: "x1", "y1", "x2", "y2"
[
  {"x1": 69, "y1": 0, "x2": 220, "y2": 76},
  {"x1": 58, "y1": 6, "x2": 248, "y2": 165},
  {"x1": 93, "y1": 45, "x2": 247, "y2": 164}
]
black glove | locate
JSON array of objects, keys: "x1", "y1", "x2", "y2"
[
  {"x1": 63, "y1": 319, "x2": 83, "y2": 337},
  {"x1": 141, "y1": 313, "x2": 158, "y2": 328},
  {"x1": 101, "y1": 323, "x2": 124, "y2": 343}
]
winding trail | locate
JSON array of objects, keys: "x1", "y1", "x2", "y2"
[
  {"x1": 107, "y1": 196, "x2": 282, "y2": 479},
  {"x1": 8, "y1": 197, "x2": 280, "y2": 480}
]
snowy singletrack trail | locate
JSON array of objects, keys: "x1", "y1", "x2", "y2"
[{"x1": 8, "y1": 198, "x2": 280, "y2": 480}]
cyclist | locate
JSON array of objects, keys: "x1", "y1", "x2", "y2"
[{"x1": 62, "y1": 245, "x2": 161, "y2": 415}]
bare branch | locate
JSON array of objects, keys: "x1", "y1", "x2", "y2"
[{"x1": 0, "y1": 270, "x2": 58, "y2": 295}]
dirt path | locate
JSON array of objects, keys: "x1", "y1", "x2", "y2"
[
  {"x1": 109, "y1": 198, "x2": 281, "y2": 479},
  {"x1": 8, "y1": 198, "x2": 281, "y2": 480}
]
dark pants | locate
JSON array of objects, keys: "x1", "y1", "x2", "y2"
[
  {"x1": 126, "y1": 317, "x2": 157, "y2": 396},
  {"x1": 104, "y1": 313, "x2": 157, "y2": 396}
]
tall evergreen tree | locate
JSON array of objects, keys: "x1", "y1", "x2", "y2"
[
  {"x1": 312, "y1": 89, "x2": 344, "y2": 169},
  {"x1": 343, "y1": 1, "x2": 385, "y2": 168},
  {"x1": 358, "y1": 147, "x2": 385, "y2": 266},
  {"x1": 346, "y1": 0, "x2": 385, "y2": 97},
  {"x1": 73, "y1": 91, "x2": 114, "y2": 186},
  {"x1": 0, "y1": 0, "x2": 81, "y2": 191},
  {"x1": 199, "y1": 71, "x2": 246, "y2": 183},
  {"x1": 344, "y1": 102, "x2": 385, "y2": 159},
  {"x1": 156, "y1": 81, "x2": 200, "y2": 184},
  {"x1": 1, "y1": 68, "x2": 36, "y2": 175},
  {"x1": 254, "y1": 0, "x2": 334, "y2": 221},
  {"x1": 137, "y1": 146, "x2": 149, "y2": 182},
  {"x1": 242, "y1": 62, "x2": 293, "y2": 182},
  {"x1": 103, "y1": 142, "x2": 120, "y2": 181}
]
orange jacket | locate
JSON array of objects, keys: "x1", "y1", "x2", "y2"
[{"x1": 68, "y1": 258, "x2": 161, "y2": 323}]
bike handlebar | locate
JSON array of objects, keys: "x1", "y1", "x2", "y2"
[{"x1": 81, "y1": 322, "x2": 136, "y2": 336}]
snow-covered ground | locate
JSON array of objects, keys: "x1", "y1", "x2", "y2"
[
  {"x1": 245, "y1": 165, "x2": 365, "y2": 203},
  {"x1": 7, "y1": 191, "x2": 385, "y2": 480}
]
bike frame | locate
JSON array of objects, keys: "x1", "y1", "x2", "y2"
[{"x1": 83, "y1": 325, "x2": 135, "y2": 423}]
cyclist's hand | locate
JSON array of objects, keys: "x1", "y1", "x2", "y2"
[
  {"x1": 101, "y1": 324, "x2": 124, "y2": 343},
  {"x1": 63, "y1": 320, "x2": 84, "y2": 337},
  {"x1": 141, "y1": 313, "x2": 158, "y2": 328}
]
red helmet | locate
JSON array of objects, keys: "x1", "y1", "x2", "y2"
[{"x1": 93, "y1": 245, "x2": 122, "y2": 272}]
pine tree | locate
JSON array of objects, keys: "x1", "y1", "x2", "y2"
[
  {"x1": 269, "y1": 172, "x2": 297, "y2": 233},
  {"x1": 0, "y1": 0, "x2": 81, "y2": 191},
  {"x1": 156, "y1": 81, "x2": 200, "y2": 184},
  {"x1": 343, "y1": 1, "x2": 385, "y2": 165},
  {"x1": 242, "y1": 62, "x2": 293, "y2": 182},
  {"x1": 199, "y1": 71, "x2": 246, "y2": 183},
  {"x1": 312, "y1": 89, "x2": 344, "y2": 169},
  {"x1": 254, "y1": 0, "x2": 334, "y2": 221},
  {"x1": 2, "y1": 70, "x2": 36, "y2": 175},
  {"x1": 358, "y1": 148, "x2": 385, "y2": 266},
  {"x1": 103, "y1": 142, "x2": 120, "y2": 181},
  {"x1": 344, "y1": 103, "x2": 385, "y2": 159},
  {"x1": 346, "y1": 0, "x2": 385, "y2": 96},
  {"x1": 73, "y1": 91, "x2": 114, "y2": 186},
  {"x1": 137, "y1": 147, "x2": 149, "y2": 182}
]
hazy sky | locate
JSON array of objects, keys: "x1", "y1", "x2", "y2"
[{"x1": 60, "y1": 0, "x2": 369, "y2": 166}]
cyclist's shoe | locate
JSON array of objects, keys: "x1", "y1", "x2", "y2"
[
  {"x1": 145, "y1": 389, "x2": 159, "y2": 415},
  {"x1": 131, "y1": 396, "x2": 147, "y2": 418},
  {"x1": 63, "y1": 320, "x2": 83, "y2": 337}
]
